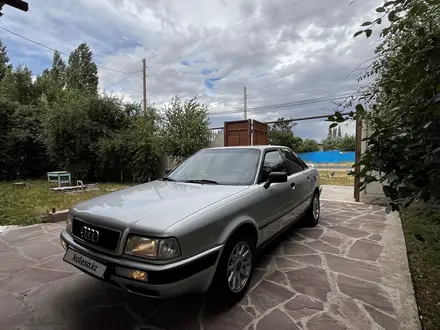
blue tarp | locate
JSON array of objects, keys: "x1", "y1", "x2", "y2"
[{"x1": 297, "y1": 150, "x2": 355, "y2": 163}]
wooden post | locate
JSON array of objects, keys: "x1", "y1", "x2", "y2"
[
  {"x1": 142, "y1": 58, "x2": 147, "y2": 114},
  {"x1": 354, "y1": 117, "x2": 362, "y2": 202}
]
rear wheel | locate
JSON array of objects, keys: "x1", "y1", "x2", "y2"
[
  {"x1": 210, "y1": 234, "x2": 255, "y2": 304},
  {"x1": 303, "y1": 191, "x2": 320, "y2": 227}
]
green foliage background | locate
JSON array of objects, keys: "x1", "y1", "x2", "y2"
[
  {"x1": 330, "y1": 0, "x2": 440, "y2": 210},
  {"x1": 0, "y1": 40, "x2": 211, "y2": 183}
]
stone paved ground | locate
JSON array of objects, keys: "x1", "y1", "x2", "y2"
[{"x1": 0, "y1": 200, "x2": 421, "y2": 330}]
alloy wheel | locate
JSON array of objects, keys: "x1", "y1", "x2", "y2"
[
  {"x1": 226, "y1": 241, "x2": 252, "y2": 293},
  {"x1": 313, "y1": 195, "x2": 320, "y2": 220}
]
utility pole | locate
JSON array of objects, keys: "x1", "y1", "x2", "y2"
[
  {"x1": 142, "y1": 58, "x2": 147, "y2": 114},
  {"x1": 244, "y1": 86, "x2": 248, "y2": 120}
]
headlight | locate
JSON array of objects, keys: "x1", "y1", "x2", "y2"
[
  {"x1": 66, "y1": 213, "x2": 73, "y2": 231},
  {"x1": 124, "y1": 235, "x2": 181, "y2": 260}
]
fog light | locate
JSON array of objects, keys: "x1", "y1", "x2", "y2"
[
  {"x1": 115, "y1": 266, "x2": 148, "y2": 282},
  {"x1": 60, "y1": 237, "x2": 68, "y2": 250}
]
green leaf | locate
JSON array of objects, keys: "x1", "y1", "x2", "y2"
[
  {"x1": 365, "y1": 29, "x2": 372, "y2": 38},
  {"x1": 388, "y1": 11, "x2": 397, "y2": 22},
  {"x1": 416, "y1": 27, "x2": 425, "y2": 37},
  {"x1": 375, "y1": 17, "x2": 382, "y2": 24},
  {"x1": 402, "y1": 46, "x2": 411, "y2": 55},
  {"x1": 355, "y1": 104, "x2": 365, "y2": 114},
  {"x1": 424, "y1": 154, "x2": 433, "y2": 166},
  {"x1": 329, "y1": 123, "x2": 338, "y2": 129},
  {"x1": 353, "y1": 30, "x2": 363, "y2": 38},
  {"x1": 383, "y1": 185, "x2": 394, "y2": 197},
  {"x1": 432, "y1": 147, "x2": 440, "y2": 153},
  {"x1": 361, "y1": 21, "x2": 373, "y2": 26},
  {"x1": 422, "y1": 190, "x2": 431, "y2": 203},
  {"x1": 376, "y1": 7, "x2": 386, "y2": 12},
  {"x1": 424, "y1": 121, "x2": 432, "y2": 129},
  {"x1": 398, "y1": 187, "x2": 415, "y2": 198},
  {"x1": 384, "y1": 1, "x2": 396, "y2": 6},
  {"x1": 384, "y1": 172, "x2": 399, "y2": 182}
]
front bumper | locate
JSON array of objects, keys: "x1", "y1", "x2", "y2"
[{"x1": 60, "y1": 230, "x2": 222, "y2": 299}]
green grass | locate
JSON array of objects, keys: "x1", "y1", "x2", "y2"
[
  {"x1": 318, "y1": 170, "x2": 354, "y2": 186},
  {"x1": 0, "y1": 180, "x2": 130, "y2": 226},
  {"x1": 401, "y1": 208, "x2": 440, "y2": 330}
]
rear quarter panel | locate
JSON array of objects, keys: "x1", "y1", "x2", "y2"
[{"x1": 162, "y1": 186, "x2": 265, "y2": 258}]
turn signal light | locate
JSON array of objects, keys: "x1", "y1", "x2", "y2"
[{"x1": 114, "y1": 266, "x2": 148, "y2": 282}]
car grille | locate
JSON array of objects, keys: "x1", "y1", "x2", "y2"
[{"x1": 72, "y1": 218, "x2": 121, "y2": 252}]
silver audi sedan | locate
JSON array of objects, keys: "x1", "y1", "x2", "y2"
[{"x1": 60, "y1": 145, "x2": 321, "y2": 303}]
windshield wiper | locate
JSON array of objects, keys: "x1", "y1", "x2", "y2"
[
  {"x1": 185, "y1": 179, "x2": 219, "y2": 185},
  {"x1": 161, "y1": 177, "x2": 176, "y2": 182}
]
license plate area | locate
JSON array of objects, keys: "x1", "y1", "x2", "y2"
[{"x1": 63, "y1": 248, "x2": 107, "y2": 278}]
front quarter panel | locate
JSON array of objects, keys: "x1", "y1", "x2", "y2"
[{"x1": 162, "y1": 186, "x2": 264, "y2": 259}]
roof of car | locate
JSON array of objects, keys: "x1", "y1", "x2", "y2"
[{"x1": 204, "y1": 145, "x2": 287, "y2": 151}]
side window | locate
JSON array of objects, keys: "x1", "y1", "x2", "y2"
[
  {"x1": 280, "y1": 149, "x2": 306, "y2": 175},
  {"x1": 259, "y1": 150, "x2": 287, "y2": 183},
  {"x1": 297, "y1": 155, "x2": 309, "y2": 170}
]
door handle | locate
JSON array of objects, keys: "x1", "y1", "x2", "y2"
[{"x1": 290, "y1": 182, "x2": 296, "y2": 190}]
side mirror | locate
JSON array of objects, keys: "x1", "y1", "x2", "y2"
[{"x1": 263, "y1": 172, "x2": 288, "y2": 189}]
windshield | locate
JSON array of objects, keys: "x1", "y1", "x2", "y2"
[{"x1": 167, "y1": 148, "x2": 261, "y2": 186}]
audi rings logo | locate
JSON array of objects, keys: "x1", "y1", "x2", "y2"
[{"x1": 80, "y1": 226, "x2": 100, "y2": 243}]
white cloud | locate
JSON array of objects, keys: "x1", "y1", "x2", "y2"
[{"x1": 0, "y1": 0, "x2": 384, "y2": 141}]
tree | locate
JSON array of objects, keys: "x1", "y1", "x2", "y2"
[
  {"x1": 271, "y1": 117, "x2": 293, "y2": 133},
  {"x1": 269, "y1": 117, "x2": 303, "y2": 151},
  {"x1": 66, "y1": 43, "x2": 98, "y2": 94},
  {"x1": 96, "y1": 105, "x2": 161, "y2": 183},
  {"x1": 300, "y1": 139, "x2": 320, "y2": 152},
  {"x1": 161, "y1": 96, "x2": 211, "y2": 160},
  {"x1": 0, "y1": 65, "x2": 36, "y2": 105},
  {"x1": 338, "y1": 135, "x2": 355, "y2": 152},
  {"x1": 35, "y1": 51, "x2": 68, "y2": 103},
  {"x1": 42, "y1": 91, "x2": 131, "y2": 179},
  {"x1": 0, "y1": 39, "x2": 12, "y2": 81},
  {"x1": 322, "y1": 136, "x2": 339, "y2": 151},
  {"x1": 329, "y1": 0, "x2": 440, "y2": 211},
  {"x1": 0, "y1": 98, "x2": 49, "y2": 180},
  {"x1": 50, "y1": 51, "x2": 66, "y2": 88}
]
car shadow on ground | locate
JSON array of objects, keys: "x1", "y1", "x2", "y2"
[{"x1": 52, "y1": 222, "x2": 305, "y2": 330}]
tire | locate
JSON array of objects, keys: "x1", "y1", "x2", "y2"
[
  {"x1": 209, "y1": 233, "x2": 255, "y2": 305},
  {"x1": 303, "y1": 191, "x2": 320, "y2": 227}
]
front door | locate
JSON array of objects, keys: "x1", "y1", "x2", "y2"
[
  {"x1": 280, "y1": 148, "x2": 313, "y2": 221},
  {"x1": 256, "y1": 149, "x2": 293, "y2": 243}
]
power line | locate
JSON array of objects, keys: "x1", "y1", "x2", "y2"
[
  {"x1": 209, "y1": 94, "x2": 353, "y2": 116},
  {"x1": 0, "y1": 26, "x2": 132, "y2": 74},
  {"x1": 146, "y1": 0, "x2": 310, "y2": 61},
  {"x1": 204, "y1": 84, "x2": 363, "y2": 107},
  {"x1": 246, "y1": 85, "x2": 365, "y2": 100},
  {"x1": 208, "y1": 112, "x2": 353, "y2": 130},
  {"x1": 104, "y1": 71, "x2": 141, "y2": 90},
  {"x1": 152, "y1": 0, "x2": 349, "y2": 64}
]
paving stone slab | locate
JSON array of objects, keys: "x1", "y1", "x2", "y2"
[{"x1": 0, "y1": 200, "x2": 421, "y2": 330}]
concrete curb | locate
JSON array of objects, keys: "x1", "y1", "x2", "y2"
[{"x1": 45, "y1": 209, "x2": 69, "y2": 223}]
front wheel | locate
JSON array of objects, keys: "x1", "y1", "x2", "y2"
[
  {"x1": 210, "y1": 235, "x2": 255, "y2": 304},
  {"x1": 303, "y1": 191, "x2": 320, "y2": 227}
]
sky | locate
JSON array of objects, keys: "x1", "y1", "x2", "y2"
[{"x1": 0, "y1": 0, "x2": 384, "y2": 141}]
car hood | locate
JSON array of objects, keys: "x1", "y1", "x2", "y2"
[{"x1": 71, "y1": 180, "x2": 248, "y2": 236}]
